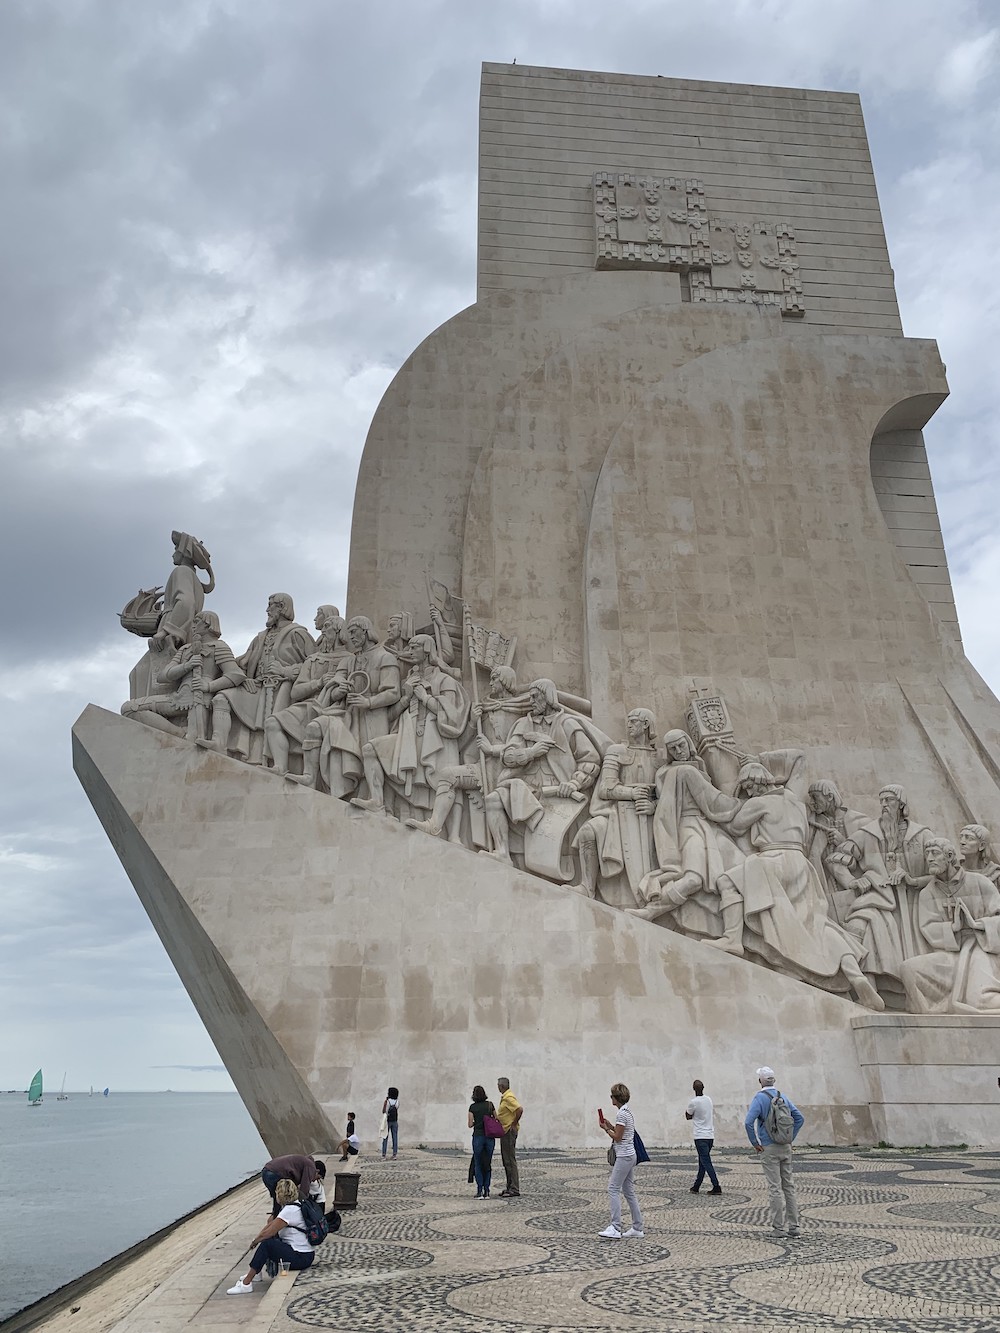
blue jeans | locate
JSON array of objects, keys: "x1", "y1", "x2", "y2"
[
  {"x1": 381, "y1": 1121, "x2": 399, "y2": 1156},
  {"x1": 262, "y1": 1167, "x2": 284, "y2": 1215},
  {"x1": 472, "y1": 1134, "x2": 494, "y2": 1194},
  {"x1": 249, "y1": 1237, "x2": 314, "y2": 1275},
  {"x1": 693, "y1": 1137, "x2": 719, "y2": 1189}
]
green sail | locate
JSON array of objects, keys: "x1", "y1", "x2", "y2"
[{"x1": 28, "y1": 1069, "x2": 42, "y2": 1104}]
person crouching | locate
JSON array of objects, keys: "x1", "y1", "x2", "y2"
[{"x1": 227, "y1": 1178, "x2": 315, "y2": 1293}]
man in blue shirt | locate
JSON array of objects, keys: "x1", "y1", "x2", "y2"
[{"x1": 744, "y1": 1066, "x2": 805, "y2": 1237}]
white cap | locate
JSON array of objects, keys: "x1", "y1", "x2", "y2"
[{"x1": 756, "y1": 1066, "x2": 776, "y2": 1080}]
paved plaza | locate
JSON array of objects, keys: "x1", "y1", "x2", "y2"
[{"x1": 268, "y1": 1146, "x2": 1000, "y2": 1333}]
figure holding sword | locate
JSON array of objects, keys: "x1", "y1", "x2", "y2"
[{"x1": 481, "y1": 678, "x2": 601, "y2": 865}]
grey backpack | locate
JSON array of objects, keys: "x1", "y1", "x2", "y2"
[{"x1": 764, "y1": 1089, "x2": 795, "y2": 1144}]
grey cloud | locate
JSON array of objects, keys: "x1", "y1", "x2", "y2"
[{"x1": 3, "y1": 0, "x2": 1000, "y2": 1093}]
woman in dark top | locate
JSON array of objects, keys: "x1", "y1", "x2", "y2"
[
  {"x1": 381, "y1": 1085, "x2": 400, "y2": 1159},
  {"x1": 468, "y1": 1084, "x2": 495, "y2": 1198}
]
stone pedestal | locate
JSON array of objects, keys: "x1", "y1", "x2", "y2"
[{"x1": 852, "y1": 1013, "x2": 1000, "y2": 1146}]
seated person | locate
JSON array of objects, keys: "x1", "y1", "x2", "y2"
[
  {"x1": 227, "y1": 1178, "x2": 314, "y2": 1293},
  {"x1": 337, "y1": 1113, "x2": 360, "y2": 1162}
]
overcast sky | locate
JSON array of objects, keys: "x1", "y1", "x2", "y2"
[{"x1": 1, "y1": 0, "x2": 998, "y2": 1093}]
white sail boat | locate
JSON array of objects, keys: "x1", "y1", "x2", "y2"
[{"x1": 57, "y1": 1072, "x2": 68, "y2": 1101}]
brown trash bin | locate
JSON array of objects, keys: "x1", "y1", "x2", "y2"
[{"x1": 334, "y1": 1171, "x2": 361, "y2": 1210}]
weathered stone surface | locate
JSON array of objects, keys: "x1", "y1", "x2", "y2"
[
  {"x1": 79, "y1": 64, "x2": 1000, "y2": 1145},
  {"x1": 852, "y1": 1013, "x2": 1000, "y2": 1146},
  {"x1": 73, "y1": 705, "x2": 875, "y2": 1148}
]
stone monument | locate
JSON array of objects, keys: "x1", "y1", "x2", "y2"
[{"x1": 74, "y1": 64, "x2": 1000, "y2": 1151}]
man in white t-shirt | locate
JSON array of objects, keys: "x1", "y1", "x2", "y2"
[{"x1": 686, "y1": 1078, "x2": 721, "y2": 1194}]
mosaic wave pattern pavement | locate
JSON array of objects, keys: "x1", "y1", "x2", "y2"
[{"x1": 282, "y1": 1147, "x2": 1000, "y2": 1332}]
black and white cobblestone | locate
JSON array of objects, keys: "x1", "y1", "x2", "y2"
[{"x1": 282, "y1": 1147, "x2": 1000, "y2": 1332}]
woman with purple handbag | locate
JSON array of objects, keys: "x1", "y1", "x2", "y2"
[
  {"x1": 468, "y1": 1085, "x2": 498, "y2": 1198},
  {"x1": 598, "y1": 1082, "x2": 645, "y2": 1239}
]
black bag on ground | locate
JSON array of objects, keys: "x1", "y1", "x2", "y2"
[
  {"x1": 295, "y1": 1196, "x2": 330, "y2": 1246},
  {"x1": 324, "y1": 1207, "x2": 342, "y2": 1234}
]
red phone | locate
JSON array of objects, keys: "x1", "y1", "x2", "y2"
[{"x1": 598, "y1": 1107, "x2": 605, "y2": 1126}]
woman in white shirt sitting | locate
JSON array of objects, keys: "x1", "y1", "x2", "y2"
[{"x1": 227, "y1": 1178, "x2": 315, "y2": 1293}]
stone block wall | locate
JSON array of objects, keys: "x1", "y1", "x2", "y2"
[{"x1": 479, "y1": 63, "x2": 902, "y2": 337}]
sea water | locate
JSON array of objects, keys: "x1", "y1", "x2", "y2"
[{"x1": 0, "y1": 1090, "x2": 266, "y2": 1320}]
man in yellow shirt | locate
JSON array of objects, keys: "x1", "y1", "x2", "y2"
[{"x1": 496, "y1": 1077, "x2": 523, "y2": 1197}]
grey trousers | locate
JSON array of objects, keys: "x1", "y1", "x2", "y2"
[
  {"x1": 500, "y1": 1127, "x2": 520, "y2": 1195},
  {"x1": 608, "y1": 1150, "x2": 643, "y2": 1231},
  {"x1": 761, "y1": 1143, "x2": 799, "y2": 1232}
]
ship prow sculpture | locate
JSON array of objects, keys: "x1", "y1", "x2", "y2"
[{"x1": 75, "y1": 64, "x2": 1000, "y2": 1150}]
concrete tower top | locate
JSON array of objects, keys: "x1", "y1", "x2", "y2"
[{"x1": 478, "y1": 62, "x2": 900, "y2": 338}]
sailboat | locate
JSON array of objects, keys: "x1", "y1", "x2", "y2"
[
  {"x1": 27, "y1": 1070, "x2": 43, "y2": 1107},
  {"x1": 89, "y1": 1086, "x2": 93, "y2": 1097},
  {"x1": 57, "y1": 1072, "x2": 69, "y2": 1101},
  {"x1": 103, "y1": 1087, "x2": 109, "y2": 1097}
]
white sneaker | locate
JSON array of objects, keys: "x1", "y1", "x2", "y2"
[
  {"x1": 598, "y1": 1225, "x2": 622, "y2": 1239},
  {"x1": 227, "y1": 1280, "x2": 254, "y2": 1295},
  {"x1": 622, "y1": 1227, "x2": 645, "y2": 1238}
]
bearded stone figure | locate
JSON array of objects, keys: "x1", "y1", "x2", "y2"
[
  {"x1": 901, "y1": 839, "x2": 1000, "y2": 1014},
  {"x1": 628, "y1": 729, "x2": 744, "y2": 933},
  {"x1": 569, "y1": 707, "x2": 659, "y2": 906},
  {"x1": 353, "y1": 634, "x2": 471, "y2": 823},
  {"x1": 708, "y1": 752, "x2": 884, "y2": 1011},
  {"x1": 264, "y1": 606, "x2": 349, "y2": 778},
  {"x1": 202, "y1": 593, "x2": 314, "y2": 764}
]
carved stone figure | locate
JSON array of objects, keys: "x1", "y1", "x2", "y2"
[
  {"x1": 569, "y1": 708, "x2": 659, "y2": 902},
  {"x1": 129, "y1": 530, "x2": 216, "y2": 700},
  {"x1": 710, "y1": 753, "x2": 884, "y2": 1010},
  {"x1": 404, "y1": 665, "x2": 521, "y2": 842},
  {"x1": 482, "y1": 679, "x2": 602, "y2": 878},
  {"x1": 288, "y1": 615, "x2": 402, "y2": 799},
  {"x1": 384, "y1": 611, "x2": 414, "y2": 659},
  {"x1": 352, "y1": 634, "x2": 470, "y2": 821},
  {"x1": 201, "y1": 594, "x2": 314, "y2": 763},
  {"x1": 959, "y1": 824, "x2": 1000, "y2": 887},
  {"x1": 424, "y1": 604, "x2": 461, "y2": 681},
  {"x1": 153, "y1": 531, "x2": 216, "y2": 652},
  {"x1": 900, "y1": 839, "x2": 1000, "y2": 1013},
  {"x1": 263, "y1": 607, "x2": 349, "y2": 777},
  {"x1": 852, "y1": 785, "x2": 934, "y2": 890},
  {"x1": 850, "y1": 784, "x2": 934, "y2": 964},
  {"x1": 628, "y1": 729, "x2": 745, "y2": 927},
  {"x1": 806, "y1": 780, "x2": 868, "y2": 923},
  {"x1": 122, "y1": 610, "x2": 243, "y2": 742}
]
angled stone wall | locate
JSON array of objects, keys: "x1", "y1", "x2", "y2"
[{"x1": 74, "y1": 705, "x2": 876, "y2": 1148}]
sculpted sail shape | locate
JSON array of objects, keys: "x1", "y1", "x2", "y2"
[
  {"x1": 76, "y1": 64, "x2": 1000, "y2": 1149},
  {"x1": 110, "y1": 528, "x2": 1000, "y2": 1020}
]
